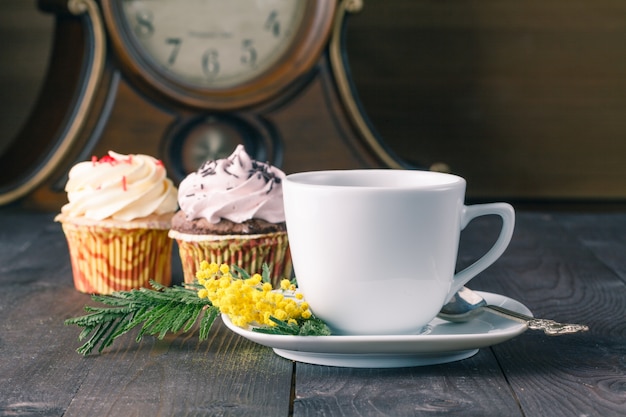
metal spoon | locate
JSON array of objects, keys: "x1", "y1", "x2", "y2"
[{"x1": 438, "y1": 287, "x2": 589, "y2": 335}]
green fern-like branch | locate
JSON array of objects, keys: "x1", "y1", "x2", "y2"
[
  {"x1": 65, "y1": 264, "x2": 332, "y2": 356},
  {"x1": 253, "y1": 316, "x2": 332, "y2": 336},
  {"x1": 64, "y1": 281, "x2": 218, "y2": 355}
]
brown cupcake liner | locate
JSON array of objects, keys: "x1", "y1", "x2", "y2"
[{"x1": 172, "y1": 231, "x2": 292, "y2": 286}]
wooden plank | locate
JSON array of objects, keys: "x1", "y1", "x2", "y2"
[
  {"x1": 0, "y1": 210, "x2": 69, "y2": 287},
  {"x1": 2, "y1": 208, "x2": 625, "y2": 416},
  {"x1": 293, "y1": 350, "x2": 523, "y2": 417},
  {"x1": 465, "y1": 213, "x2": 626, "y2": 334},
  {"x1": 556, "y1": 213, "x2": 626, "y2": 283},
  {"x1": 460, "y1": 212, "x2": 626, "y2": 417},
  {"x1": 0, "y1": 284, "x2": 92, "y2": 416},
  {"x1": 0, "y1": 208, "x2": 294, "y2": 416},
  {"x1": 62, "y1": 319, "x2": 293, "y2": 417}
]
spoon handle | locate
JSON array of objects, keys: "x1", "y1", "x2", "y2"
[{"x1": 485, "y1": 305, "x2": 589, "y2": 335}]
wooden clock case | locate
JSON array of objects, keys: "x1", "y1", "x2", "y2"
[{"x1": 0, "y1": 0, "x2": 406, "y2": 210}]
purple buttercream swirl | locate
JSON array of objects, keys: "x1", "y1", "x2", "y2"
[{"x1": 177, "y1": 145, "x2": 286, "y2": 224}]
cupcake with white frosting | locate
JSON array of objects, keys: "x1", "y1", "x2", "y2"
[
  {"x1": 55, "y1": 151, "x2": 178, "y2": 294},
  {"x1": 169, "y1": 145, "x2": 291, "y2": 284}
]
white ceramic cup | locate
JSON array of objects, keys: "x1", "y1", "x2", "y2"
[{"x1": 283, "y1": 169, "x2": 515, "y2": 335}]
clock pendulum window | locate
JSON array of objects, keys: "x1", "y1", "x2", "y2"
[{"x1": 0, "y1": 0, "x2": 407, "y2": 209}]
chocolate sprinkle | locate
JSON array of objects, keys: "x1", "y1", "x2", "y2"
[
  {"x1": 199, "y1": 160, "x2": 218, "y2": 177},
  {"x1": 197, "y1": 151, "x2": 281, "y2": 193},
  {"x1": 248, "y1": 161, "x2": 281, "y2": 193}
]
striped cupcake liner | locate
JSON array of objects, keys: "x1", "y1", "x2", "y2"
[
  {"x1": 60, "y1": 221, "x2": 172, "y2": 294},
  {"x1": 172, "y1": 231, "x2": 292, "y2": 286}
]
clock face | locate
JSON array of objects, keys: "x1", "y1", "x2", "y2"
[
  {"x1": 119, "y1": 0, "x2": 306, "y2": 89},
  {"x1": 103, "y1": 0, "x2": 335, "y2": 109}
]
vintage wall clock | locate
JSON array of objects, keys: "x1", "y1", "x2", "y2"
[{"x1": 0, "y1": 0, "x2": 408, "y2": 209}]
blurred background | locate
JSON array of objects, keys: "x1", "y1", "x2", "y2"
[
  {"x1": 2, "y1": 0, "x2": 626, "y2": 205},
  {"x1": 0, "y1": 2, "x2": 53, "y2": 156}
]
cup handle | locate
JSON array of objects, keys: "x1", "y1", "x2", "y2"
[{"x1": 447, "y1": 203, "x2": 515, "y2": 300}]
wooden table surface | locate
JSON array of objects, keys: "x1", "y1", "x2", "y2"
[{"x1": 0, "y1": 206, "x2": 624, "y2": 416}]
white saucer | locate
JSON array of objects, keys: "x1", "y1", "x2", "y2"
[{"x1": 221, "y1": 291, "x2": 531, "y2": 368}]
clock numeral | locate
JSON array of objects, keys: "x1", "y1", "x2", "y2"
[
  {"x1": 133, "y1": 10, "x2": 154, "y2": 38},
  {"x1": 166, "y1": 38, "x2": 182, "y2": 65},
  {"x1": 240, "y1": 39, "x2": 257, "y2": 66},
  {"x1": 202, "y1": 49, "x2": 220, "y2": 78},
  {"x1": 265, "y1": 10, "x2": 280, "y2": 37}
]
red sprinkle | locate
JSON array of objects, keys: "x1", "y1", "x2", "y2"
[
  {"x1": 106, "y1": 155, "x2": 118, "y2": 164},
  {"x1": 122, "y1": 176, "x2": 127, "y2": 191},
  {"x1": 90, "y1": 152, "x2": 135, "y2": 166}
]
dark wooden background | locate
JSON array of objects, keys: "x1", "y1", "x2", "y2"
[
  {"x1": 344, "y1": 0, "x2": 626, "y2": 200},
  {"x1": 2, "y1": 0, "x2": 626, "y2": 202}
]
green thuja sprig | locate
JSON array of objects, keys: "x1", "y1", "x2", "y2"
[
  {"x1": 253, "y1": 316, "x2": 332, "y2": 336},
  {"x1": 65, "y1": 264, "x2": 332, "y2": 356},
  {"x1": 64, "y1": 281, "x2": 219, "y2": 355}
]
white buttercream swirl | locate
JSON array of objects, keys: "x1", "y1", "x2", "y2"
[
  {"x1": 177, "y1": 145, "x2": 285, "y2": 224},
  {"x1": 61, "y1": 151, "x2": 178, "y2": 221}
]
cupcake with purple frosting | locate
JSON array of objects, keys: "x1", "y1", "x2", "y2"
[{"x1": 169, "y1": 145, "x2": 291, "y2": 284}]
